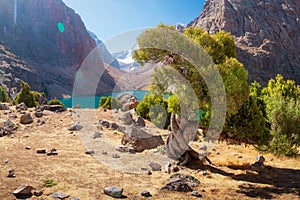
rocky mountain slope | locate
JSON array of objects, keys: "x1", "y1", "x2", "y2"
[
  {"x1": 189, "y1": 0, "x2": 300, "y2": 85},
  {"x1": 0, "y1": 0, "x2": 117, "y2": 98}
]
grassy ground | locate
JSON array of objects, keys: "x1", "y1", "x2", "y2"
[{"x1": 0, "y1": 108, "x2": 299, "y2": 199}]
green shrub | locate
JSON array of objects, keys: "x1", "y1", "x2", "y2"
[
  {"x1": 99, "y1": 96, "x2": 107, "y2": 107},
  {"x1": 44, "y1": 179, "x2": 57, "y2": 187},
  {"x1": 48, "y1": 98, "x2": 64, "y2": 106},
  {"x1": 14, "y1": 81, "x2": 40, "y2": 107},
  {"x1": 0, "y1": 86, "x2": 9, "y2": 102}
]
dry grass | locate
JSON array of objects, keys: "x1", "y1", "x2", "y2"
[{"x1": 0, "y1": 108, "x2": 299, "y2": 199}]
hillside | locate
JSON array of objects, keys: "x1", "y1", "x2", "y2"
[
  {"x1": 189, "y1": 0, "x2": 300, "y2": 85},
  {"x1": 0, "y1": 0, "x2": 118, "y2": 98}
]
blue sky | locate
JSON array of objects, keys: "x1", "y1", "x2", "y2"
[{"x1": 62, "y1": 0, "x2": 205, "y2": 41}]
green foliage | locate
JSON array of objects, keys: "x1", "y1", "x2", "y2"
[
  {"x1": 99, "y1": 96, "x2": 107, "y2": 107},
  {"x1": 262, "y1": 75, "x2": 300, "y2": 156},
  {"x1": 48, "y1": 98, "x2": 64, "y2": 106},
  {"x1": 136, "y1": 93, "x2": 170, "y2": 129},
  {"x1": 100, "y1": 96, "x2": 122, "y2": 110},
  {"x1": 14, "y1": 81, "x2": 40, "y2": 107},
  {"x1": 167, "y1": 95, "x2": 180, "y2": 114},
  {"x1": 0, "y1": 86, "x2": 9, "y2": 102},
  {"x1": 44, "y1": 179, "x2": 57, "y2": 187}
]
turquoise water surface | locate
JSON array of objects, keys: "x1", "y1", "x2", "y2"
[{"x1": 60, "y1": 90, "x2": 149, "y2": 108}]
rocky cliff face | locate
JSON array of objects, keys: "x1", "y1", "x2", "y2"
[
  {"x1": 0, "y1": 0, "x2": 117, "y2": 98},
  {"x1": 189, "y1": 0, "x2": 300, "y2": 85}
]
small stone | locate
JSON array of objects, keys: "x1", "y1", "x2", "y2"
[
  {"x1": 199, "y1": 144, "x2": 207, "y2": 151},
  {"x1": 86, "y1": 149, "x2": 95, "y2": 155},
  {"x1": 0, "y1": 103, "x2": 9, "y2": 110},
  {"x1": 5, "y1": 159, "x2": 9, "y2": 164},
  {"x1": 34, "y1": 190, "x2": 43, "y2": 197},
  {"x1": 238, "y1": 155, "x2": 243, "y2": 158},
  {"x1": 91, "y1": 131, "x2": 102, "y2": 139},
  {"x1": 266, "y1": 165, "x2": 273, "y2": 170},
  {"x1": 141, "y1": 167, "x2": 148, "y2": 171},
  {"x1": 68, "y1": 123, "x2": 83, "y2": 131},
  {"x1": 172, "y1": 166, "x2": 180, "y2": 173},
  {"x1": 13, "y1": 185, "x2": 33, "y2": 197},
  {"x1": 101, "y1": 120, "x2": 110, "y2": 128},
  {"x1": 8, "y1": 169, "x2": 15, "y2": 178},
  {"x1": 269, "y1": 158, "x2": 273, "y2": 161},
  {"x1": 52, "y1": 192, "x2": 70, "y2": 199},
  {"x1": 4, "y1": 120, "x2": 14, "y2": 128},
  {"x1": 102, "y1": 150, "x2": 108, "y2": 155},
  {"x1": 147, "y1": 170, "x2": 152, "y2": 175},
  {"x1": 16, "y1": 102, "x2": 27, "y2": 111},
  {"x1": 112, "y1": 154, "x2": 120, "y2": 158},
  {"x1": 149, "y1": 162, "x2": 161, "y2": 171},
  {"x1": 25, "y1": 146, "x2": 31, "y2": 150},
  {"x1": 37, "y1": 119, "x2": 45, "y2": 126},
  {"x1": 36, "y1": 149, "x2": 46, "y2": 154},
  {"x1": 256, "y1": 155, "x2": 265, "y2": 163},
  {"x1": 35, "y1": 111, "x2": 43, "y2": 118},
  {"x1": 135, "y1": 116, "x2": 145, "y2": 127},
  {"x1": 141, "y1": 190, "x2": 151, "y2": 197},
  {"x1": 9, "y1": 114, "x2": 17, "y2": 119},
  {"x1": 191, "y1": 191, "x2": 202, "y2": 197},
  {"x1": 70, "y1": 197, "x2": 80, "y2": 200},
  {"x1": 47, "y1": 148, "x2": 58, "y2": 156},
  {"x1": 104, "y1": 186, "x2": 123, "y2": 198},
  {"x1": 115, "y1": 145, "x2": 128, "y2": 152},
  {"x1": 111, "y1": 123, "x2": 119, "y2": 130},
  {"x1": 20, "y1": 113, "x2": 33, "y2": 124}
]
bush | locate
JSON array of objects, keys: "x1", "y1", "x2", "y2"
[
  {"x1": 0, "y1": 86, "x2": 9, "y2": 102},
  {"x1": 14, "y1": 81, "x2": 40, "y2": 107},
  {"x1": 44, "y1": 179, "x2": 57, "y2": 187},
  {"x1": 48, "y1": 98, "x2": 64, "y2": 106},
  {"x1": 100, "y1": 96, "x2": 122, "y2": 110}
]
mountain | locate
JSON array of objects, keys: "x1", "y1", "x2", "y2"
[
  {"x1": 189, "y1": 0, "x2": 300, "y2": 85},
  {"x1": 112, "y1": 45, "x2": 140, "y2": 71},
  {"x1": 88, "y1": 31, "x2": 120, "y2": 69},
  {"x1": 0, "y1": 0, "x2": 117, "y2": 98}
]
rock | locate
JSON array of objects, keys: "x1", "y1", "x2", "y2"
[
  {"x1": 9, "y1": 114, "x2": 17, "y2": 119},
  {"x1": 161, "y1": 174, "x2": 200, "y2": 192},
  {"x1": 172, "y1": 166, "x2": 180, "y2": 173},
  {"x1": 7, "y1": 169, "x2": 15, "y2": 178},
  {"x1": 256, "y1": 155, "x2": 265, "y2": 163},
  {"x1": 25, "y1": 146, "x2": 31, "y2": 150},
  {"x1": 111, "y1": 123, "x2": 119, "y2": 130},
  {"x1": 121, "y1": 112, "x2": 133, "y2": 125},
  {"x1": 91, "y1": 131, "x2": 102, "y2": 139},
  {"x1": 13, "y1": 185, "x2": 33, "y2": 198},
  {"x1": 269, "y1": 158, "x2": 273, "y2": 161},
  {"x1": 16, "y1": 102, "x2": 27, "y2": 111},
  {"x1": 100, "y1": 120, "x2": 110, "y2": 128},
  {"x1": 115, "y1": 145, "x2": 129, "y2": 153},
  {"x1": 70, "y1": 197, "x2": 80, "y2": 200},
  {"x1": 141, "y1": 190, "x2": 151, "y2": 197},
  {"x1": 121, "y1": 125, "x2": 164, "y2": 152},
  {"x1": 68, "y1": 123, "x2": 83, "y2": 131},
  {"x1": 20, "y1": 113, "x2": 33, "y2": 124},
  {"x1": 149, "y1": 162, "x2": 162, "y2": 171},
  {"x1": 4, "y1": 120, "x2": 14, "y2": 129},
  {"x1": 116, "y1": 94, "x2": 139, "y2": 111},
  {"x1": 35, "y1": 110, "x2": 43, "y2": 118},
  {"x1": 36, "y1": 149, "x2": 47, "y2": 154},
  {"x1": 102, "y1": 150, "x2": 108, "y2": 155},
  {"x1": 199, "y1": 144, "x2": 207, "y2": 151},
  {"x1": 103, "y1": 186, "x2": 123, "y2": 198},
  {"x1": 191, "y1": 191, "x2": 202, "y2": 197},
  {"x1": 86, "y1": 149, "x2": 95, "y2": 155},
  {"x1": 34, "y1": 190, "x2": 43, "y2": 197},
  {"x1": 47, "y1": 148, "x2": 58, "y2": 156},
  {"x1": 37, "y1": 119, "x2": 45, "y2": 126},
  {"x1": 44, "y1": 105, "x2": 67, "y2": 112},
  {"x1": 117, "y1": 125, "x2": 126, "y2": 133},
  {"x1": 112, "y1": 154, "x2": 120, "y2": 158},
  {"x1": 147, "y1": 170, "x2": 152, "y2": 175},
  {"x1": 0, "y1": 103, "x2": 9, "y2": 110},
  {"x1": 135, "y1": 116, "x2": 145, "y2": 127},
  {"x1": 52, "y1": 192, "x2": 70, "y2": 199}
]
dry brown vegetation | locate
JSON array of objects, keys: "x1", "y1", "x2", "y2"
[{"x1": 0, "y1": 108, "x2": 299, "y2": 199}]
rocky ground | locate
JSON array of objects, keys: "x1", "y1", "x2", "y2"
[{"x1": 0, "y1": 105, "x2": 299, "y2": 200}]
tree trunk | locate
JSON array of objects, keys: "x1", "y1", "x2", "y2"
[{"x1": 166, "y1": 113, "x2": 212, "y2": 166}]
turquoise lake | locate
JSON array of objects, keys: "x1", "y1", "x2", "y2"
[{"x1": 60, "y1": 90, "x2": 149, "y2": 108}]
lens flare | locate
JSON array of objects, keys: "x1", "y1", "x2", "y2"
[{"x1": 57, "y1": 22, "x2": 65, "y2": 33}]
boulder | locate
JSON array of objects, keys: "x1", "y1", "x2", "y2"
[
  {"x1": 117, "y1": 94, "x2": 139, "y2": 111},
  {"x1": 103, "y1": 186, "x2": 123, "y2": 198},
  {"x1": 121, "y1": 125, "x2": 164, "y2": 152},
  {"x1": 68, "y1": 123, "x2": 83, "y2": 131},
  {"x1": 135, "y1": 116, "x2": 145, "y2": 127},
  {"x1": 52, "y1": 192, "x2": 70, "y2": 199},
  {"x1": 44, "y1": 105, "x2": 66, "y2": 112},
  {"x1": 20, "y1": 113, "x2": 33, "y2": 124},
  {"x1": 0, "y1": 103, "x2": 9, "y2": 110},
  {"x1": 13, "y1": 185, "x2": 33, "y2": 198},
  {"x1": 16, "y1": 102, "x2": 27, "y2": 111},
  {"x1": 35, "y1": 110, "x2": 43, "y2": 118},
  {"x1": 161, "y1": 174, "x2": 200, "y2": 192},
  {"x1": 121, "y1": 112, "x2": 134, "y2": 125}
]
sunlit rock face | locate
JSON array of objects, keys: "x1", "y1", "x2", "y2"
[
  {"x1": 0, "y1": 0, "x2": 116, "y2": 98},
  {"x1": 189, "y1": 0, "x2": 300, "y2": 85}
]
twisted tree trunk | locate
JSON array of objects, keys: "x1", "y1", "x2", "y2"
[{"x1": 166, "y1": 113, "x2": 212, "y2": 166}]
